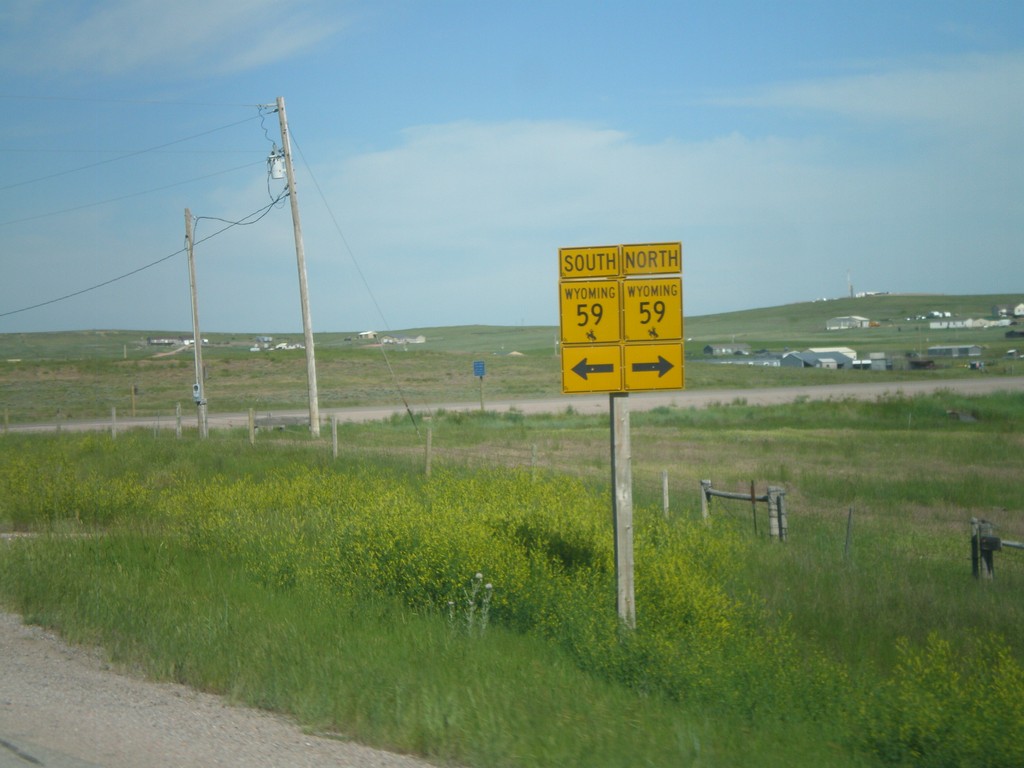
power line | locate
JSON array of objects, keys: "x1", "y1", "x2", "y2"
[
  {"x1": 0, "y1": 94, "x2": 267, "y2": 108},
  {"x1": 0, "y1": 160, "x2": 263, "y2": 228},
  {"x1": 290, "y1": 130, "x2": 423, "y2": 435},
  {"x1": 0, "y1": 115, "x2": 259, "y2": 193},
  {"x1": 0, "y1": 192, "x2": 287, "y2": 320}
]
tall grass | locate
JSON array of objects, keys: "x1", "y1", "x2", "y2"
[{"x1": 1, "y1": 393, "x2": 1023, "y2": 766}]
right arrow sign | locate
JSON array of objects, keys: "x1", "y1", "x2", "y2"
[{"x1": 623, "y1": 344, "x2": 684, "y2": 391}]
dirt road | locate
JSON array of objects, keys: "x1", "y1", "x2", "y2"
[
  {"x1": 0, "y1": 613, "x2": 434, "y2": 768},
  {"x1": 7, "y1": 376, "x2": 1024, "y2": 434}
]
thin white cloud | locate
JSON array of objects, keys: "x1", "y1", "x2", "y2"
[
  {"x1": 0, "y1": 0, "x2": 346, "y2": 77},
  {"x1": 716, "y1": 52, "x2": 1024, "y2": 135}
]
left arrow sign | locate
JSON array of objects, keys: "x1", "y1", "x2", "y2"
[
  {"x1": 572, "y1": 358, "x2": 615, "y2": 380},
  {"x1": 630, "y1": 355, "x2": 674, "y2": 377}
]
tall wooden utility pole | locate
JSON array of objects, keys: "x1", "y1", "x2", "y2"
[
  {"x1": 276, "y1": 96, "x2": 320, "y2": 437},
  {"x1": 184, "y1": 208, "x2": 208, "y2": 439}
]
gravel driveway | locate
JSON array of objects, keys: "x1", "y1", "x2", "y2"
[{"x1": 0, "y1": 612, "x2": 437, "y2": 768}]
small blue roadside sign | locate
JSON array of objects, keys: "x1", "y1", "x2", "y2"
[{"x1": 473, "y1": 360, "x2": 485, "y2": 378}]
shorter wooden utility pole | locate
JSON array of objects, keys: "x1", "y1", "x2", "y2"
[{"x1": 184, "y1": 208, "x2": 208, "y2": 439}]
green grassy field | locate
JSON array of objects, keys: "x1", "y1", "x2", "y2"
[
  {"x1": 2, "y1": 386, "x2": 1023, "y2": 766},
  {"x1": 1, "y1": 294, "x2": 1021, "y2": 423}
]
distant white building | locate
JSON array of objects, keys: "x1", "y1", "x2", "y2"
[
  {"x1": 928, "y1": 345, "x2": 983, "y2": 358},
  {"x1": 808, "y1": 347, "x2": 858, "y2": 359},
  {"x1": 826, "y1": 316, "x2": 870, "y2": 330},
  {"x1": 992, "y1": 302, "x2": 1024, "y2": 318},
  {"x1": 381, "y1": 335, "x2": 426, "y2": 345}
]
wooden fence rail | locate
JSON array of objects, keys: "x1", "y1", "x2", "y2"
[{"x1": 700, "y1": 479, "x2": 788, "y2": 541}]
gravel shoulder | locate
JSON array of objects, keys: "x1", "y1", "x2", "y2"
[{"x1": 0, "y1": 612, "x2": 435, "y2": 768}]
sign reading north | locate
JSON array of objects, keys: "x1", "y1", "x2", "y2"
[
  {"x1": 558, "y1": 241, "x2": 684, "y2": 395},
  {"x1": 621, "y1": 242, "x2": 682, "y2": 276},
  {"x1": 559, "y1": 280, "x2": 621, "y2": 345}
]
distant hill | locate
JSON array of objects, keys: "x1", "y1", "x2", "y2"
[
  {"x1": 684, "y1": 293, "x2": 1021, "y2": 348},
  {"x1": 1, "y1": 294, "x2": 1020, "y2": 361}
]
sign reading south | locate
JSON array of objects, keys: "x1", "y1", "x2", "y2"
[
  {"x1": 622, "y1": 277, "x2": 682, "y2": 342},
  {"x1": 559, "y1": 280, "x2": 621, "y2": 345},
  {"x1": 621, "y1": 242, "x2": 682, "y2": 276},
  {"x1": 558, "y1": 245, "x2": 620, "y2": 279}
]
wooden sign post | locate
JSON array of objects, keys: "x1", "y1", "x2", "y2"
[
  {"x1": 610, "y1": 392, "x2": 635, "y2": 628},
  {"x1": 558, "y1": 242, "x2": 683, "y2": 629}
]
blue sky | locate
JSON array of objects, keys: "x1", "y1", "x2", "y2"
[{"x1": 1, "y1": 1, "x2": 1021, "y2": 334}]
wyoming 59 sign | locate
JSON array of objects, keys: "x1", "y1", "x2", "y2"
[{"x1": 558, "y1": 242, "x2": 684, "y2": 395}]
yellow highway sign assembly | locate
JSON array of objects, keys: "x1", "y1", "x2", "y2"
[{"x1": 558, "y1": 242, "x2": 684, "y2": 395}]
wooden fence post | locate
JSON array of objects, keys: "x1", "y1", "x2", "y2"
[
  {"x1": 175, "y1": 402, "x2": 182, "y2": 439},
  {"x1": 972, "y1": 518, "x2": 995, "y2": 579},
  {"x1": 110, "y1": 407, "x2": 117, "y2": 439},
  {"x1": 844, "y1": 507, "x2": 854, "y2": 560},
  {"x1": 249, "y1": 408, "x2": 256, "y2": 446},
  {"x1": 750, "y1": 480, "x2": 758, "y2": 536},
  {"x1": 700, "y1": 479, "x2": 711, "y2": 523},
  {"x1": 425, "y1": 426, "x2": 433, "y2": 478},
  {"x1": 662, "y1": 470, "x2": 670, "y2": 519},
  {"x1": 767, "y1": 486, "x2": 780, "y2": 541},
  {"x1": 775, "y1": 487, "x2": 788, "y2": 542}
]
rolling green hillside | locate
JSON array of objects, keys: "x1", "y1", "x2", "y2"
[
  {"x1": 1, "y1": 294, "x2": 1020, "y2": 422},
  {"x1": 2, "y1": 294, "x2": 1019, "y2": 360}
]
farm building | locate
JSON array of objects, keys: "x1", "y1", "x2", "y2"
[
  {"x1": 808, "y1": 346, "x2": 857, "y2": 358},
  {"x1": 826, "y1": 316, "x2": 870, "y2": 330},
  {"x1": 781, "y1": 350, "x2": 856, "y2": 369},
  {"x1": 381, "y1": 335, "x2": 426, "y2": 345},
  {"x1": 852, "y1": 352, "x2": 893, "y2": 371},
  {"x1": 992, "y1": 302, "x2": 1024, "y2": 318},
  {"x1": 703, "y1": 343, "x2": 751, "y2": 356},
  {"x1": 927, "y1": 345, "x2": 983, "y2": 358},
  {"x1": 929, "y1": 318, "x2": 1007, "y2": 330}
]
